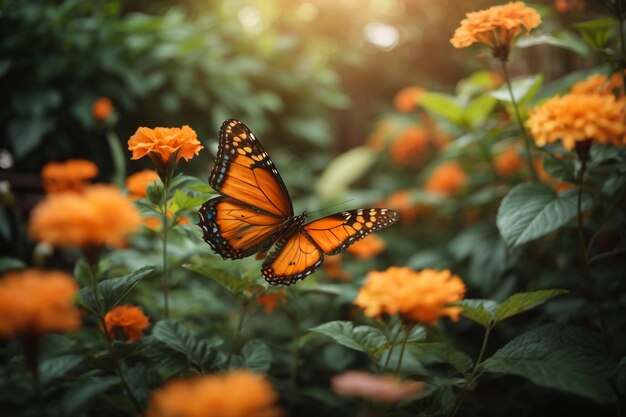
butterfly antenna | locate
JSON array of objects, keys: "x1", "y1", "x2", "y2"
[{"x1": 305, "y1": 199, "x2": 354, "y2": 216}]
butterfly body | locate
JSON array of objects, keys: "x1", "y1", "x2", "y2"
[{"x1": 198, "y1": 119, "x2": 398, "y2": 286}]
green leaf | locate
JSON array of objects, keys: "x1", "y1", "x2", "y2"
[
  {"x1": 456, "y1": 299, "x2": 497, "y2": 328},
  {"x1": 152, "y1": 320, "x2": 222, "y2": 373},
  {"x1": 309, "y1": 321, "x2": 388, "y2": 358},
  {"x1": 483, "y1": 323, "x2": 616, "y2": 404},
  {"x1": 8, "y1": 117, "x2": 55, "y2": 160},
  {"x1": 78, "y1": 266, "x2": 155, "y2": 312},
  {"x1": 409, "y1": 342, "x2": 474, "y2": 375},
  {"x1": 146, "y1": 180, "x2": 165, "y2": 205},
  {"x1": 488, "y1": 75, "x2": 543, "y2": 109},
  {"x1": 40, "y1": 355, "x2": 83, "y2": 385},
  {"x1": 60, "y1": 376, "x2": 119, "y2": 416},
  {"x1": 497, "y1": 183, "x2": 592, "y2": 247},
  {"x1": 0, "y1": 257, "x2": 25, "y2": 273},
  {"x1": 419, "y1": 92, "x2": 465, "y2": 126},
  {"x1": 183, "y1": 264, "x2": 266, "y2": 295},
  {"x1": 574, "y1": 18, "x2": 617, "y2": 49},
  {"x1": 517, "y1": 33, "x2": 589, "y2": 56},
  {"x1": 494, "y1": 289, "x2": 568, "y2": 322},
  {"x1": 171, "y1": 189, "x2": 206, "y2": 212},
  {"x1": 464, "y1": 94, "x2": 497, "y2": 128},
  {"x1": 239, "y1": 339, "x2": 272, "y2": 372},
  {"x1": 315, "y1": 146, "x2": 378, "y2": 202}
]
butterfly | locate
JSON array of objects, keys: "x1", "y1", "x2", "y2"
[{"x1": 198, "y1": 119, "x2": 399, "y2": 286}]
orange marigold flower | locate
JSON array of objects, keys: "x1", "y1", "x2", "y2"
[
  {"x1": 346, "y1": 234, "x2": 385, "y2": 259},
  {"x1": 390, "y1": 127, "x2": 429, "y2": 167},
  {"x1": 92, "y1": 97, "x2": 114, "y2": 121},
  {"x1": 424, "y1": 161, "x2": 467, "y2": 196},
  {"x1": 128, "y1": 126, "x2": 203, "y2": 164},
  {"x1": 570, "y1": 72, "x2": 625, "y2": 96},
  {"x1": 354, "y1": 267, "x2": 466, "y2": 324},
  {"x1": 41, "y1": 159, "x2": 99, "y2": 194},
  {"x1": 494, "y1": 147, "x2": 524, "y2": 177},
  {"x1": 526, "y1": 93, "x2": 626, "y2": 150},
  {"x1": 105, "y1": 305, "x2": 150, "y2": 342},
  {"x1": 29, "y1": 184, "x2": 142, "y2": 248},
  {"x1": 394, "y1": 86, "x2": 426, "y2": 113},
  {"x1": 0, "y1": 269, "x2": 81, "y2": 338},
  {"x1": 126, "y1": 169, "x2": 159, "y2": 199},
  {"x1": 450, "y1": 2, "x2": 541, "y2": 61},
  {"x1": 145, "y1": 371, "x2": 282, "y2": 417},
  {"x1": 324, "y1": 254, "x2": 352, "y2": 282},
  {"x1": 332, "y1": 371, "x2": 424, "y2": 403},
  {"x1": 554, "y1": 0, "x2": 585, "y2": 13},
  {"x1": 257, "y1": 290, "x2": 287, "y2": 313}
]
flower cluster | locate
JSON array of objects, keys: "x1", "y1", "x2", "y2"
[
  {"x1": 495, "y1": 146, "x2": 524, "y2": 177},
  {"x1": 105, "y1": 305, "x2": 150, "y2": 342},
  {"x1": 450, "y1": 2, "x2": 541, "y2": 61},
  {"x1": 0, "y1": 269, "x2": 81, "y2": 338},
  {"x1": 126, "y1": 169, "x2": 159, "y2": 199},
  {"x1": 29, "y1": 184, "x2": 141, "y2": 248},
  {"x1": 424, "y1": 161, "x2": 467, "y2": 196},
  {"x1": 128, "y1": 126, "x2": 203, "y2": 164},
  {"x1": 394, "y1": 86, "x2": 426, "y2": 113},
  {"x1": 92, "y1": 97, "x2": 114, "y2": 121},
  {"x1": 570, "y1": 71, "x2": 625, "y2": 96},
  {"x1": 346, "y1": 234, "x2": 386, "y2": 259},
  {"x1": 390, "y1": 127, "x2": 429, "y2": 167},
  {"x1": 145, "y1": 371, "x2": 281, "y2": 417},
  {"x1": 41, "y1": 159, "x2": 99, "y2": 194},
  {"x1": 354, "y1": 267, "x2": 466, "y2": 324},
  {"x1": 256, "y1": 290, "x2": 287, "y2": 313}
]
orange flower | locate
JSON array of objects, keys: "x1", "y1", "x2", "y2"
[
  {"x1": 354, "y1": 267, "x2": 466, "y2": 324},
  {"x1": 390, "y1": 127, "x2": 429, "y2": 167},
  {"x1": 257, "y1": 290, "x2": 287, "y2": 313},
  {"x1": 41, "y1": 159, "x2": 99, "y2": 193},
  {"x1": 394, "y1": 86, "x2": 426, "y2": 113},
  {"x1": 143, "y1": 212, "x2": 190, "y2": 231},
  {"x1": 0, "y1": 269, "x2": 81, "y2": 338},
  {"x1": 424, "y1": 161, "x2": 467, "y2": 196},
  {"x1": 450, "y1": 2, "x2": 542, "y2": 61},
  {"x1": 128, "y1": 126, "x2": 203, "y2": 164},
  {"x1": 126, "y1": 169, "x2": 159, "y2": 199},
  {"x1": 105, "y1": 305, "x2": 150, "y2": 342},
  {"x1": 494, "y1": 147, "x2": 524, "y2": 177},
  {"x1": 332, "y1": 371, "x2": 424, "y2": 403},
  {"x1": 386, "y1": 190, "x2": 430, "y2": 223},
  {"x1": 29, "y1": 184, "x2": 142, "y2": 248},
  {"x1": 346, "y1": 234, "x2": 385, "y2": 259},
  {"x1": 145, "y1": 371, "x2": 282, "y2": 417},
  {"x1": 526, "y1": 94, "x2": 626, "y2": 150},
  {"x1": 92, "y1": 97, "x2": 114, "y2": 121},
  {"x1": 554, "y1": 0, "x2": 585, "y2": 13},
  {"x1": 324, "y1": 254, "x2": 352, "y2": 282},
  {"x1": 570, "y1": 72, "x2": 625, "y2": 96}
]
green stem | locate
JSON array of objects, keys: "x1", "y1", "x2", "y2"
[
  {"x1": 225, "y1": 302, "x2": 249, "y2": 368},
  {"x1": 617, "y1": 0, "x2": 626, "y2": 89},
  {"x1": 394, "y1": 324, "x2": 413, "y2": 377},
  {"x1": 449, "y1": 325, "x2": 492, "y2": 417},
  {"x1": 106, "y1": 130, "x2": 126, "y2": 188},
  {"x1": 287, "y1": 316, "x2": 301, "y2": 417},
  {"x1": 575, "y1": 158, "x2": 613, "y2": 356},
  {"x1": 161, "y1": 181, "x2": 170, "y2": 318},
  {"x1": 381, "y1": 324, "x2": 403, "y2": 374},
  {"x1": 88, "y1": 263, "x2": 143, "y2": 415},
  {"x1": 500, "y1": 59, "x2": 538, "y2": 182}
]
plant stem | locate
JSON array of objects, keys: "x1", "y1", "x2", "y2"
[
  {"x1": 500, "y1": 59, "x2": 538, "y2": 182},
  {"x1": 88, "y1": 262, "x2": 143, "y2": 415},
  {"x1": 575, "y1": 156, "x2": 613, "y2": 356},
  {"x1": 161, "y1": 181, "x2": 170, "y2": 318},
  {"x1": 105, "y1": 130, "x2": 126, "y2": 188},
  {"x1": 225, "y1": 302, "x2": 249, "y2": 368},
  {"x1": 394, "y1": 324, "x2": 412, "y2": 377},
  {"x1": 617, "y1": 0, "x2": 626, "y2": 89},
  {"x1": 287, "y1": 316, "x2": 301, "y2": 417},
  {"x1": 381, "y1": 324, "x2": 403, "y2": 374},
  {"x1": 449, "y1": 325, "x2": 492, "y2": 417}
]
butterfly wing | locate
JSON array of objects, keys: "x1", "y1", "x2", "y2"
[
  {"x1": 303, "y1": 208, "x2": 399, "y2": 255},
  {"x1": 209, "y1": 119, "x2": 293, "y2": 218},
  {"x1": 261, "y1": 208, "x2": 399, "y2": 285},
  {"x1": 199, "y1": 196, "x2": 284, "y2": 259}
]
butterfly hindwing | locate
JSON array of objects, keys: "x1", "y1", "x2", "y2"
[
  {"x1": 303, "y1": 208, "x2": 399, "y2": 255},
  {"x1": 261, "y1": 208, "x2": 399, "y2": 285},
  {"x1": 209, "y1": 119, "x2": 293, "y2": 218},
  {"x1": 198, "y1": 196, "x2": 283, "y2": 260}
]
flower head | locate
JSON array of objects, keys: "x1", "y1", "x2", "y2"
[
  {"x1": 92, "y1": 97, "x2": 114, "y2": 121},
  {"x1": 256, "y1": 290, "x2": 287, "y2": 313},
  {"x1": 41, "y1": 159, "x2": 99, "y2": 194},
  {"x1": 105, "y1": 305, "x2": 150, "y2": 342},
  {"x1": 450, "y1": 2, "x2": 542, "y2": 61},
  {"x1": 29, "y1": 184, "x2": 142, "y2": 248},
  {"x1": 424, "y1": 161, "x2": 467, "y2": 196},
  {"x1": 554, "y1": 0, "x2": 585, "y2": 13},
  {"x1": 346, "y1": 234, "x2": 385, "y2": 259},
  {"x1": 126, "y1": 169, "x2": 159, "y2": 199},
  {"x1": 145, "y1": 371, "x2": 281, "y2": 417},
  {"x1": 386, "y1": 190, "x2": 431, "y2": 223},
  {"x1": 390, "y1": 127, "x2": 429, "y2": 167},
  {"x1": 354, "y1": 267, "x2": 466, "y2": 324},
  {"x1": 394, "y1": 86, "x2": 426, "y2": 113},
  {"x1": 527, "y1": 93, "x2": 626, "y2": 150},
  {"x1": 570, "y1": 72, "x2": 625, "y2": 96},
  {"x1": 332, "y1": 371, "x2": 424, "y2": 403},
  {"x1": 494, "y1": 147, "x2": 524, "y2": 177},
  {"x1": 0, "y1": 269, "x2": 81, "y2": 338},
  {"x1": 128, "y1": 126, "x2": 203, "y2": 164}
]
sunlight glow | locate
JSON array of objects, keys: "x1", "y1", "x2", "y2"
[
  {"x1": 237, "y1": 6, "x2": 263, "y2": 33},
  {"x1": 363, "y1": 22, "x2": 399, "y2": 50},
  {"x1": 297, "y1": 3, "x2": 318, "y2": 21}
]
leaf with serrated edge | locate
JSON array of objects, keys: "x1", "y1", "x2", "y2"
[
  {"x1": 457, "y1": 299, "x2": 497, "y2": 328},
  {"x1": 495, "y1": 289, "x2": 568, "y2": 322}
]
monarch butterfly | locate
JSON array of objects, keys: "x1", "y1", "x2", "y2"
[{"x1": 198, "y1": 119, "x2": 399, "y2": 286}]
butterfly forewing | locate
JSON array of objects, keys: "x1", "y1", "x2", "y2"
[
  {"x1": 303, "y1": 208, "x2": 399, "y2": 255},
  {"x1": 262, "y1": 231, "x2": 323, "y2": 286},
  {"x1": 209, "y1": 119, "x2": 293, "y2": 218},
  {"x1": 199, "y1": 196, "x2": 283, "y2": 259}
]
